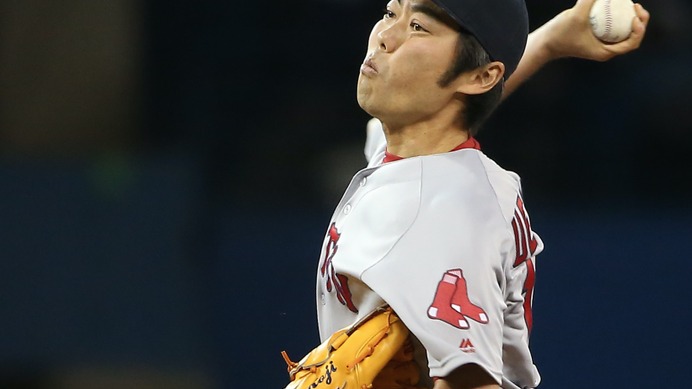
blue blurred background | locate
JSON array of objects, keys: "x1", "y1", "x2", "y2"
[{"x1": 0, "y1": 0, "x2": 690, "y2": 388}]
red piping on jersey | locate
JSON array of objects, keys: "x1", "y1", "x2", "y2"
[{"x1": 383, "y1": 137, "x2": 481, "y2": 163}]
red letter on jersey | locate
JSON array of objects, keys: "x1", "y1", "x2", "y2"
[
  {"x1": 511, "y1": 196, "x2": 538, "y2": 332},
  {"x1": 512, "y1": 197, "x2": 538, "y2": 268},
  {"x1": 320, "y1": 223, "x2": 358, "y2": 313},
  {"x1": 523, "y1": 258, "x2": 536, "y2": 332}
]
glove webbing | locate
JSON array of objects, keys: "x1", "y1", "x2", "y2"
[
  {"x1": 280, "y1": 311, "x2": 393, "y2": 375},
  {"x1": 281, "y1": 306, "x2": 392, "y2": 376}
]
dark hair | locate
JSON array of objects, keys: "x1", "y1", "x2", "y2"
[{"x1": 437, "y1": 30, "x2": 504, "y2": 136}]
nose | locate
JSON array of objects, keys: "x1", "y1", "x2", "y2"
[{"x1": 377, "y1": 23, "x2": 401, "y2": 53}]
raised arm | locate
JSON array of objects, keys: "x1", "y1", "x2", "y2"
[{"x1": 503, "y1": 0, "x2": 650, "y2": 99}]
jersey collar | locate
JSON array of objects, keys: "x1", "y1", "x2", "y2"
[{"x1": 383, "y1": 137, "x2": 481, "y2": 163}]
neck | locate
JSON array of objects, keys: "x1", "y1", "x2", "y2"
[{"x1": 380, "y1": 105, "x2": 470, "y2": 158}]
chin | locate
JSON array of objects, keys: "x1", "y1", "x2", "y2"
[
  {"x1": 357, "y1": 78, "x2": 397, "y2": 121},
  {"x1": 356, "y1": 86, "x2": 378, "y2": 116},
  {"x1": 356, "y1": 96, "x2": 379, "y2": 118},
  {"x1": 355, "y1": 90, "x2": 370, "y2": 112}
]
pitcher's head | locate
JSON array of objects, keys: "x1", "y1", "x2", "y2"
[{"x1": 357, "y1": 0, "x2": 528, "y2": 133}]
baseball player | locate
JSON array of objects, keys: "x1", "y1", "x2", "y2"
[{"x1": 314, "y1": 0, "x2": 649, "y2": 388}]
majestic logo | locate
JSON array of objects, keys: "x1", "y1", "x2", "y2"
[
  {"x1": 460, "y1": 338, "x2": 476, "y2": 353},
  {"x1": 320, "y1": 223, "x2": 358, "y2": 313},
  {"x1": 427, "y1": 269, "x2": 489, "y2": 330}
]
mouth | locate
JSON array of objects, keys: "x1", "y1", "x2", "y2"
[{"x1": 360, "y1": 57, "x2": 378, "y2": 76}]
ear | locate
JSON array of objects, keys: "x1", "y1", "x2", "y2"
[{"x1": 456, "y1": 61, "x2": 505, "y2": 95}]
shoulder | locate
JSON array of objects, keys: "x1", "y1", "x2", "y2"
[
  {"x1": 359, "y1": 150, "x2": 525, "y2": 227},
  {"x1": 417, "y1": 150, "x2": 523, "y2": 225},
  {"x1": 336, "y1": 150, "x2": 526, "y2": 271}
]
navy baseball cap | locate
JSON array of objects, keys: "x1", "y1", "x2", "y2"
[{"x1": 431, "y1": 0, "x2": 529, "y2": 79}]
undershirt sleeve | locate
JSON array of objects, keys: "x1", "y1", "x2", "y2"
[{"x1": 364, "y1": 118, "x2": 385, "y2": 163}]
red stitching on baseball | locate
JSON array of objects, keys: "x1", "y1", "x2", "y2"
[{"x1": 604, "y1": 0, "x2": 613, "y2": 37}]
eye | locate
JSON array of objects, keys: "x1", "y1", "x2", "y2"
[
  {"x1": 383, "y1": 8, "x2": 395, "y2": 19},
  {"x1": 411, "y1": 22, "x2": 426, "y2": 32}
]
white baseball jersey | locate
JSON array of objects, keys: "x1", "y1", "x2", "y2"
[{"x1": 316, "y1": 119, "x2": 543, "y2": 388}]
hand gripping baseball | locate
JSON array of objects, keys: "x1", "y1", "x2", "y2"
[
  {"x1": 541, "y1": 0, "x2": 650, "y2": 62},
  {"x1": 503, "y1": 0, "x2": 650, "y2": 97}
]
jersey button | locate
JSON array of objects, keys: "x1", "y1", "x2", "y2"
[
  {"x1": 344, "y1": 204, "x2": 352, "y2": 214},
  {"x1": 360, "y1": 177, "x2": 367, "y2": 187}
]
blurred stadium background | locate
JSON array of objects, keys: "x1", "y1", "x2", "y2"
[{"x1": 1, "y1": 0, "x2": 690, "y2": 388}]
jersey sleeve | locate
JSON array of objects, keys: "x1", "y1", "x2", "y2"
[
  {"x1": 361, "y1": 211, "x2": 510, "y2": 383},
  {"x1": 358, "y1": 154, "x2": 518, "y2": 384},
  {"x1": 324, "y1": 151, "x2": 541, "y2": 387}
]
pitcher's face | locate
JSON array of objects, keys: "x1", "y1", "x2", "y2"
[{"x1": 356, "y1": 0, "x2": 462, "y2": 125}]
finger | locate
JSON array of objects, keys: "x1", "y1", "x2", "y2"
[
  {"x1": 604, "y1": 20, "x2": 646, "y2": 54},
  {"x1": 628, "y1": 5, "x2": 648, "y2": 42},
  {"x1": 603, "y1": 3, "x2": 649, "y2": 53},
  {"x1": 633, "y1": 3, "x2": 651, "y2": 27},
  {"x1": 631, "y1": 15, "x2": 646, "y2": 37}
]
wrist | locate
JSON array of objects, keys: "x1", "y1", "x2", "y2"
[
  {"x1": 528, "y1": 23, "x2": 558, "y2": 66},
  {"x1": 538, "y1": 10, "x2": 571, "y2": 60}
]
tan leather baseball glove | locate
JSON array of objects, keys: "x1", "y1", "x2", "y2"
[{"x1": 281, "y1": 306, "x2": 420, "y2": 389}]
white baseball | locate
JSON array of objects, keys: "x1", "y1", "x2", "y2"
[{"x1": 589, "y1": 0, "x2": 637, "y2": 43}]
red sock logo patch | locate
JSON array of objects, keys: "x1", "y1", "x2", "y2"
[{"x1": 428, "y1": 269, "x2": 488, "y2": 329}]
